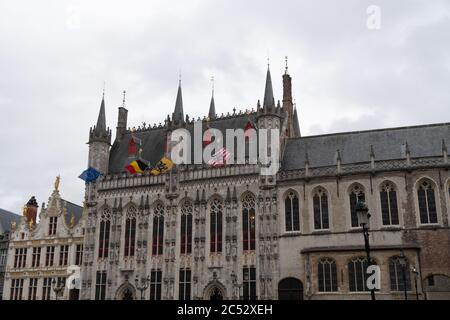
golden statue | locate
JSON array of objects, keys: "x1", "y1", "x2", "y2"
[
  {"x1": 69, "y1": 214, "x2": 75, "y2": 228},
  {"x1": 11, "y1": 220, "x2": 17, "y2": 231},
  {"x1": 54, "y1": 175, "x2": 61, "y2": 191},
  {"x1": 28, "y1": 219, "x2": 34, "y2": 230}
]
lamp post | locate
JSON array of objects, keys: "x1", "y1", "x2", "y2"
[
  {"x1": 52, "y1": 278, "x2": 65, "y2": 301},
  {"x1": 398, "y1": 250, "x2": 408, "y2": 300},
  {"x1": 135, "y1": 275, "x2": 150, "y2": 300},
  {"x1": 230, "y1": 271, "x2": 243, "y2": 300},
  {"x1": 411, "y1": 266, "x2": 419, "y2": 300},
  {"x1": 355, "y1": 195, "x2": 375, "y2": 301}
]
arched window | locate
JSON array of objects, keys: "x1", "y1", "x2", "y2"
[
  {"x1": 278, "y1": 278, "x2": 303, "y2": 300},
  {"x1": 313, "y1": 188, "x2": 329, "y2": 230},
  {"x1": 348, "y1": 257, "x2": 372, "y2": 292},
  {"x1": 380, "y1": 182, "x2": 399, "y2": 225},
  {"x1": 318, "y1": 258, "x2": 338, "y2": 292},
  {"x1": 389, "y1": 256, "x2": 411, "y2": 291},
  {"x1": 242, "y1": 193, "x2": 256, "y2": 251},
  {"x1": 285, "y1": 191, "x2": 300, "y2": 232},
  {"x1": 417, "y1": 180, "x2": 438, "y2": 224},
  {"x1": 98, "y1": 208, "x2": 111, "y2": 259},
  {"x1": 180, "y1": 201, "x2": 193, "y2": 254},
  {"x1": 349, "y1": 184, "x2": 365, "y2": 228},
  {"x1": 210, "y1": 198, "x2": 223, "y2": 253},
  {"x1": 152, "y1": 203, "x2": 164, "y2": 256},
  {"x1": 124, "y1": 206, "x2": 137, "y2": 257}
]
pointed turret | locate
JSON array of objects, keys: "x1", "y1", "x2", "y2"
[
  {"x1": 88, "y1": 91, "x2": 112, "y2": 174},
  {"x1": 95, "y1": 95, "x2": 106, "y2": 134},
  {"x1": 293, "y1": 107, "x2": 301, "y2": 137},
  {"x1": 89, "y1": 93, "x2": 112, "y2": 145},
  {"x1": 208, "y1": 94, "x2": 216, "y2": 119},
  {"x1": 172, "y1": 81, "x2": 184, "y2": 124},
  {"x1": 263, "y1": 66, "x2": 275, "y2": 110}
]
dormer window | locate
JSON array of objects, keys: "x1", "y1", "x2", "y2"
[{"x1": 49, "y1": 217, "x2": 57, "y2": 236}]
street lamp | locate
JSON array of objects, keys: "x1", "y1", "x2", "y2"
[
  {"x1": 230, "y1": 271, "x2": 243, "y2": 300},
  {"x1": 398, "y1": 250, "x2": 408, "y2": 300},
  {"x1": 355, "y1": 195, "x2": 375, "y2": 301},
  {"x1": 411, "y1": 266, "x2": 419, "y2": 300},
  {"x1": 52, "y1": 278, "x2": 65, "y2": 300},
  {"x1": 135, "y1": 275, "x2": 150, "y2": 300}
]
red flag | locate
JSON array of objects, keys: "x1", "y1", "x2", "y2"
[
  {"x1": 128, "y1": 135, "x2": 140, "y2": 156},
  {"x1": 203, "y1": 126, "x2": 212, "y2": 147},
  {"x1": 244, "y1": 120, "x2": 256, "y2": 138}
]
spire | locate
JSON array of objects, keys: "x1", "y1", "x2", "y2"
[
  {"x1": 208, "y1": 76, "x2": 216, "y2": 119},
  {"x1": 95, "y1": 94, "x2": 107, "y2": 135},
  {"x1": 293, "y1": 107, "x2": 301, "y2": 137},
  {"x1": 172, "y1": 80, "x2": 184, "y2": 123},
  {"x1": 209, "y1": 95, "x2": 216, "y2": 119},
  {"x1": 263, "y1": 66, "x2": 275, "y2": 110},
  {"x1": 89, "y1": 91, "x2": 111, "y2": 145}
]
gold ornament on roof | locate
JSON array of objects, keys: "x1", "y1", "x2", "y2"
[
  {"x1": 70, "y1": 214, "x2": 75, "y2": 228},
  {"x1": 11, "y1": 220, "x2": 17, "y2": 231},
  {"x1": 54, "y1": 175, "x2": 60, "y2": 191}
]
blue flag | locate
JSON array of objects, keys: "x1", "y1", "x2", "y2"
[{"x1": 78, "y1": 167, "x2": 101, "y2": 182}]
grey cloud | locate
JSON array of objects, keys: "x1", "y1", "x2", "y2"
[{"x1": 0, "y1": 0, "x2": 449, "y2": 212}]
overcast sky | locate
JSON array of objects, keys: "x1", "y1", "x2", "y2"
[{"x1": 0, "y1": 0, "x2": 449, "y2": 213}]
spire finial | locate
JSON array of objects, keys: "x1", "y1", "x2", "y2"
[
  {"x1": 178, "y1": 69, "x2": 182, "y2": 85},
  {"x1": 267, "y1": 55, "x2": 270, "y2": 69},
  {"x1": 122, "y1": 90, "x2": 126, "y2": 106},
  {"x1": 211, "y1": 75, "x2": 214, "y2": 96},
  {"x1": 285, "y1": 56, "x2": 289, "y2": 74},
  {"x1": 102, "y1": 81, "x2": 105, "y2": 99}
]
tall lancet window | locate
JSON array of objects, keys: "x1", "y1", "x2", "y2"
[
  {"x1": 285, "y1": 191, "x2": 300, "y2": 232},
  {"x1": 98, "y1": 208, "x2": 111, "y2": 259},
  {"x1": 313, "y1": 188, "x2": 329, "y2": 230},
  {"x1": 242, "y1": 193, "x2": 256, "y2": 251},
  {"x1": 380, "y1": 182, "x2": 399, "y2": 225},
  {"x1": 152, "y1": 203, "x2": 165, "y2": 256},
  {"x1": 210, "y1": 198, "x2": 223, "y2": 253},
  {"x1": 124, "y1": 206, "x2": 137, "y2": 257},
  {"x1": 180, "y1": 201, "x2": 193, "y2": 254},
  {"x1": 417, "y1": 180, "x2": 438, "y2": 224},
  {"x1": 349, "y1": 184, "x2": 365, "y2": 228}
]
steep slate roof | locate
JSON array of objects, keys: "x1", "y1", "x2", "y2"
[
  {"x1": 172, "y1": 83, "x2": 184, "y2": 122},
  {"x1": 108, "y1": 113, "x2": 257, "y2": 174},
  {"x1": 61, "y1": 200, "x2": 83, "y2": 225},
  {"x1": 282, "y1": 123, "x2": 450, "y2": 171},
  {"x1": 208, "y1": 95, "x2": 216, "y2": 119},
  {"x1": 0, "y1": 208, "x2": 21, "y2": 235},
  {"x1": 263, "y1": 68, "x2": 275, "y2": 109},
  {"x1": 95, "y1": 96, "x2": 107, "y2": 135}
]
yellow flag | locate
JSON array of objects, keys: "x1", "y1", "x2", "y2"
[{"x1": 150, "y1": 156, "x2": 174, "y2": 176}]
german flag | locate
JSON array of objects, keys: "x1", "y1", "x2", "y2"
[{"x1": 125, "y1": 159, "x2": 149, "y2": 174}]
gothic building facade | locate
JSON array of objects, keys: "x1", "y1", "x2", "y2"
[
  {"x1": 2, "y1": 179, "x2": 84, "y2": 300},
  {"x1": 80, "y1": 65, "x2": 450, "y2": 300}
]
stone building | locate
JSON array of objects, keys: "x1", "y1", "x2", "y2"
[
  {"x1": 2, "y1": 178, "x2": 84, "y2": 300},
  {"x1": 81, "y1": 64, "x2": 450, "y2": 300},
  {"x1": 0, "y1": 208, "x2": 20, "y2": 300}
]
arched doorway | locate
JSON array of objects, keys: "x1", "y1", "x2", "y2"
[
  {"x1": 115, "y1": 283, "x2": 137, "y2": 300},
  {"x1": 203, "y1": 281, "x2": 227, "y2": 300},
  {"x1": 209, "y1": 287, "x2": 224, "y2": 300},
  {"x1": 278, "y1": 277, "x2": 303, "y2": 300}
]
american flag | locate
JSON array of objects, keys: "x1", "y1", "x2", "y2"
[{"x1": 208, "y1": 148, "x2": 231, "y2": 167}]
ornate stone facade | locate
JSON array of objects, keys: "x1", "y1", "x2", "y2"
[
  {"x1": 79, "y1": 66, "x2": 450, "y2": 300},
  {"x1": 2, "y1": 179, "x2": 84, "y2": 300}
]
